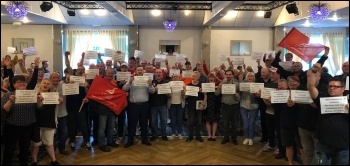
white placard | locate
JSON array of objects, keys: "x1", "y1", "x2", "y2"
[
  {"x1": 182, "y1": 70, "x2": 193, "y2": 78},
  {"x1": 117, "y1": 72, "x2": 131, "y2": 81},
  {"x1": 43, "y1": 73, "x2": 51, "y2": 79},
  {"x1": 320, "y1": 96, "x2": 348, "y2": 114},
  {"x1": 85, "y1": 51, "x2": 98, "y2": 59},
  {"x1": 266, "y1": 51, "x2": 276, "y2": 58},
  {"x1": 239, "y1": 83, "x2": 251, "y2": 92},
  {"x1": 250, "y1": 83, "x2": 264, "y2": 93},
  {"x1": 62, "y1": 83, "x2": 79, "y2": 95},
  {"x1": 185, "y1": 86, "x2": 199, "y2": 96},
  {"x1": 196, "y1": 100, "x2": 207, "y2": 110},
  {"x1": 279, "y1": 61, "x2": 294, "y2": 71},
  {"x1": 143, "y1": 73, "x2": 154, "y2": 80},
  {"x1": 222, "y1": 84, "x2": 236, "y2": 94},
  {"x1": 233, "y1": 58, "x2": 244, "y2": 66},
  {"x1": 23, "y1": 47, "x2": 37, "y2": 56},
  {"x1": 41, "y1": 92, "x2": 59, "y2": 104},
  {"x1": 15, "y1": 90, "x2": 37, "y2": 104},
  {"x1": 346, "y1": 76, "x2": 349, "y2": 90},
  {"x1": 7, "y1": 47, "x2": 16, "y2": 54},
  {"x1": 70, "y1": 76, "x2": 85, "y2": 84},
  {"x1": 114, "y1": 53, "x2": 125, "y2": 62},
  {"x1": 104, "y1": 48, "x2": 116, "y2": 57},
  {"x1": 134, "y1": 50, "x2": 144, "y2": 59},
  {"x1": 157, "y1": 83, "x2": 171, "y2": 94},
  {"x1": 155, "y1": 54, "x2": 166, "y2": 62},
  {"x1": 86, "y1": 69, "x2": 99, "y2": 79},
  {"x1": 169, "y1": 69, "x2": 180, "y2": 77},
  {"x1": 170, "y1": 81, "x2": 184, "y2": 92},
  {"x1": 133, "y1": 76, "x2": 149, "y2": 86},
  {"x1": 220, "y1": 55, "x2": 228, "y2": 61},
  {"x1": 176, "y1": 54, "x2": 186, "y2": 62},
  {"x1": 290, "y1": 90, "x2": 313, "y2": 104},
  {"x1": 252, "y1": 52, "x2": 263, "y2": 60},
  {"x1": 201, "y1": 83, "x2": 215, "y2": 93},
  {"x1": 261, "y1": 88, "x2": 276, "y2": 99},
  {"x1": 83, "y1": 59, "x2": 90, "y2": 66},
  {"x1": 271, "y1": 90, "x2": 290, "y2": 103}
]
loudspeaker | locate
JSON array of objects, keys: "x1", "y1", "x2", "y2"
[
  {"x1": 264, "y1": 11, "x2": 271, "y2": 18},
  {"x1": 286, "y1": 3, "x2": 299, "y2": 14},
  {"x1": 67, "y1": 10, "x2": 76, "y2": 16},
  {"x1": 40, "y1": 2, "x2": 53, "y2": 12}
]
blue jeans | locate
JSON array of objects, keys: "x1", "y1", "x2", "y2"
[
  {"x1": 98, "y1": 111, "x2": 116, "y2": 146},
  {"x1": 316, "y1": 142, "x2": 349, "y2": 165},
  {"x1": 150, "y1": 105, "x2": 168, "y2": 137},
  {"x1": 169, "y1": 104, "x2": 183, "y2": 135},
  {"x1": 240, "y1": 107, "x2": 259, "y2": 139},
  {"x1": 57, "y1": 116, "x2": 68, "y2": 152}
]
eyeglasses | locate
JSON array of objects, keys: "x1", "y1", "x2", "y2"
[
  {"x1": 15, "y1": 81, "x2": 27, "y2": 84},
  {"x1": 328, "y1": 85, "x2": 344, "y2": 89}
]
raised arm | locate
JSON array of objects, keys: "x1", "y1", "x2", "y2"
[
  {"x1": 98, "y1": 53, "x2": 105, "y2": 69},
  {"x1": 316, "y1": 47, "x2": 329, "y2": 67},
  {"x1": 227, "y1": 57, "x2": 234, "y2": 70},
  {"x1": 307, "y1": 70, "x2": 320, "y2": 99},
  {"x1": 27, "y1": 57, "x2": 40, "y2": 90},
  {"x1": 18, "y1": 58, "x2": 28, "y2": 75},
  {"x1": 65, "y1": 51, "x2": 74, "y2": 75},
  {"x1": 3, "y1": 58, "x2": 15, "y2": 91},
  {"x1": 78, "y1": 52, "x2": 85, "y2": 67},
  {"x1": 202, "y1": 60, "x2": 210, "y2": 75}
]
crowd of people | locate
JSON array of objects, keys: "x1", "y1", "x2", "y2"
[{"x1": 1, "y1": 47, "x2": 349, "y2": 165}]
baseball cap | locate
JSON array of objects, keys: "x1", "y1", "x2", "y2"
[{"x1": 121, "y1": 62, "x2": 128, "y2": 67}]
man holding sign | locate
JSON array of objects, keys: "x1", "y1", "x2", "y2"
[
  {"x1": 307, "y1": 70, "x2": 349, "y2": 165},
  {"x1": 122, "y1": 66, "x2": 155, "y2": 148}
]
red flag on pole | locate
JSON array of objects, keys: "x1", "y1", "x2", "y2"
[
  {"x1": 86, "y1": 75, "x2": 127, "y2": 115},
  {"x1": 278, "y1": 27, "x2": 325, "y2": 63}
]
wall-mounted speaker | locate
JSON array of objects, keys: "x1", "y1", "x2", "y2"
[{"x1": 264, "y1": 11, "x2": 272, "y2": 18}]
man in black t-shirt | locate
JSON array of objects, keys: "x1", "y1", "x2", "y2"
[{"x1": 307, "y1": 70, "x2": 349, "y2": 165}]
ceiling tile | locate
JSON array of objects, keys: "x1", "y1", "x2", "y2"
[
  {"x1": 149, "y1": 17, "x2": 164, "y2": 26},
  {"x1": 234, "y1": 19, "x2": 251, "y2": 26},
  {"x1": 163, "y1": 10, "x2": 180, "y2": 19},
  {"x1": 263, "y1": 19, "x2": 276, "y2": 27},
  {"x1": 193, "y1": 17, "x2": 203, "y2": 26},
  {"x1": 219, "y1": 19, "x2": 234, "y2": 26},
  {"x1": 194, "y1": 11, "x2": 205, "y2": 17},
  {"x1": 134, "y1": 17, "x2": 149, "y2": 25},
  {"x1": 96, "y1": 16, "x2": 112, "y2": 25},
  {"x1": 236, "y1": 11, "x2": 254, "y2": 19},
  {"x1": 249, "y1": 18, "x2": 266, "y2": 26},
  {"x1": 178, "y1": 17, "x2": 194, "y2": 26},
  {"x1": 132, "y1": 10, "x2": 149, "y2": 17}
]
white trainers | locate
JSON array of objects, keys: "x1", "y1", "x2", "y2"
[
  {"x1": 178, "y1": 134, "x2": 183, "y2": 140},
  {"x1": 243, "y1": 138, "x2": 249, "y2": 145},
  {"x1": 248, "y1": 139, "x2": 254, "y2": 146},
  {"x1": 170, "y1": 134, "x2": 176, "y2": 140}
]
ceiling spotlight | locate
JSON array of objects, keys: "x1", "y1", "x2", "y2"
[
  {"x1": 303, "y1": 19, "x2": 310, "y2": 27},
  {"x1": 151, "y1": 9, "x2": 161, "y2": 16},
  {"x1": 67, "y1": 9, "x2": 76, "y2": 16},
  {"x1": 257, "y1": 11, "x2": 265, "y2": 17},
  {"x1": 184, "y1": 10, "x2": 190, "y2": 16},
  {"x1": 40, "y1": 2, "x2": 53, "y2": 12}
]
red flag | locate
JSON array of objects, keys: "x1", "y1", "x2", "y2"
[
  {"x1": 86, "y1": 75, "x2": 127, "y2": 115},
  {"x1": 278, "y1": 27, "x2": 325, "y2": 63}
]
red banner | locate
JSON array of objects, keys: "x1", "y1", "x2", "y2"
[
  {"x1": 86, "y1": 75, "x2": 127, "y2": 115},
  {"x1": 278, "y1": 27, "x2": 325, "y2": 63}
]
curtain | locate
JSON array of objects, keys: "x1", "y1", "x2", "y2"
[
  {"x1": 322, "y1": 33, "x2": 345, "y2": 76},
  {"x1": 65, "y1": 30, "x2": 93, "y2": 69},
  {"x1": 65, "y1": 30, "x2": 128, "y2": 69}
]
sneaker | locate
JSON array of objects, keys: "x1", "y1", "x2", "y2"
[
  {"x1": 170, "y1": 134, "x2": 176, "y2": 140},
  {"x1": 99, "y1": 145, "x2": 111, "y2": 152},
  {"x1": 84, "y1": 142, "x2": 92, "y2": 150},
  {"x1": 115, "y1": 139, "x2": 121, "y2": 145},
  {"x1": 178, "y1": 134, "x2": 183, "y2": 140},
  {"x1": 248, "y1": 139, "x2": 253, "y2": 146},
  {"x1": 70, "y1": 142, "x2": 76, "y2": 150},
  {"x1": 51, "y1": 161, "x2": 60, "y2": 165},
  {"x1": 134, "y1": 137, "x2": 139, "y2": 143},
  {"x1": 243, "y1": 139, "x2": 249, "y2": 145}
]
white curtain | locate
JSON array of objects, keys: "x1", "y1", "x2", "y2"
[
  {"x1": 322, "y1": 33, "x2": 345, "y2": 75},
  {"x1": 65, "y1": 30, "x2": 128, "y2": 69},
  {"x1": 65, "y1": 30, "x2": 93, "y2": 69}
]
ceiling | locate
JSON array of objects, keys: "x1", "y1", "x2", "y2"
[{"x1": 1, "y1": 1, "x2": 349, "y2": 28}]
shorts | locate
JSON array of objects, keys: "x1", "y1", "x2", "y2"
[{"x1": 281, "y1": 127, "x2": 303, "y2": 149}]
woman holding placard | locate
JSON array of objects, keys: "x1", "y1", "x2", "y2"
[
  {"x1": 31, "y1": 78, "x2": 63, "y2": 165},
  {"x1": 239, "y1": 72, "x2": 259, "y2": 146}
]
